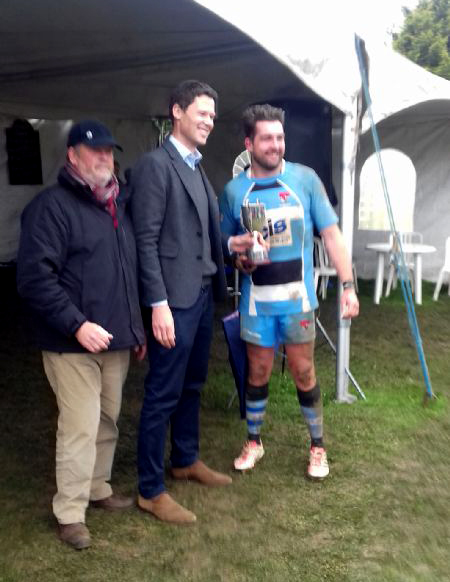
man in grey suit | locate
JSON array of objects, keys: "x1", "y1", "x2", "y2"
[{"x1": 131, "y1": 80, "x2": 252, "y2": 524}]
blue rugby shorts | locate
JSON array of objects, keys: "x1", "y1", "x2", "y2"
[{"x1": 240, "y1": 310, "x2": 316, "y2": 347}]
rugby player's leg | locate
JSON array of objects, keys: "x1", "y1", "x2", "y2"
[
  {"x1": 285, "y1": 340, "x2": 329, "y2": 479},
  {"x1": 233, "y1": 343, "x2": 274, "y2": 471}
]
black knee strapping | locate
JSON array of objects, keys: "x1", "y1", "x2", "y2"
[
  {"x1": 297, "y1": 383, "x2": 320, "y2": 407},
  {"x1": 246, "y1": 382, "x2": 269, "y2": 401}
]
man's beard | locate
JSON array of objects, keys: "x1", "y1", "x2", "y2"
[
  {"x1": 251, "y1": 150, "x2": 283, "y2": 172},
  {"x1": 83, "y1": 166, "x2": 113, "y2": 188}
]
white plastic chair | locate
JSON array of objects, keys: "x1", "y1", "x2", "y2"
[
  {"x1": 385, "y1": 232, "x2": 423, "y2": 297},
  {"x1": 433, "y1": 237, "x2": 450, "y2": 301},
  {"x1": 314, "y1": 237, "x2": 336, "y2": 299},
  {"x1": 314, "y1": 236, "x2": 358, "y2": 299}
]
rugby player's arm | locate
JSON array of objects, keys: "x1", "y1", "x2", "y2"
[
  {"x1": 320, "y1": 224, "x2": 359, "y2": 318},
  {"x1": 218, "y1": 188, "x2": 253, "y2": 257},
  {"x1": 320, "y1": 224, "x2": 353, "y2": 282}
]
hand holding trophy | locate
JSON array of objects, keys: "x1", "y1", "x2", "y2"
[{"x1": 240, "y1": 200, "x2": 270, "y2": 265}]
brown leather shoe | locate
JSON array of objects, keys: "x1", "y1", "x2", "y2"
[
  {"x1": 138, "y1": 493, "x2": 196, "y2": 524},
  {"x1": 171, "y1": 460, "x2": 232, "y2": 486},
  {"x1": 90, "y1": 494, "x2": 134, "y2": 511},
  {"x1": 58, "y1": 522, "x2": 91, "y2": 550}
]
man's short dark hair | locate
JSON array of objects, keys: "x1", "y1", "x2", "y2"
[
  {"x1": 242, "y1": 104, "x2": 285, "y2": 139},
  {"x1": 169, "y1": 80, "x2": 218, "y2": 123}
]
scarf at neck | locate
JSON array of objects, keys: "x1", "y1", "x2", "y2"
[{"x1": 65, "y1": 160, "x2": 119, "y2": 229}]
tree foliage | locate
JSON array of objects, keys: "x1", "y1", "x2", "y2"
[{"x1": 393, "y1": 0, "x2": 450, "y2": 79}]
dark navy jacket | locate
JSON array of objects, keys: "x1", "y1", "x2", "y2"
[{"x1": 17, "y1": 167, "x2": 145, "y2": 352}]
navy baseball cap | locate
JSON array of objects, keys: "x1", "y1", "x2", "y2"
[{"x1": 67, "y1": 120, "x2": 123, "y2": 151}]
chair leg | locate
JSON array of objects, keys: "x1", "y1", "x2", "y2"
[
  {"x1": 385, "y1": 265, "x2": 395, "y2": 297},
  {"x1": 314, "y1": 270, "x2": 320, "y2": 292},
  {"x1": 318, "y1": 274, "x2": 325, "y2": 299},
  {"x1": 392, "y1": 272, "x2": 398, "y2": 290},
  {"x1": 408, "y1": 268, "x2": 415, "y2": 295},
  {"x1": 433, "y1": 269, "x2": 445, "y2": 301},
  {"x1": 322, "y1": 276, "x2": 329, "y2": 299}
]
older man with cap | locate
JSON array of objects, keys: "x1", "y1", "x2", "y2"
[{"x1": 17, "y1": 120, "x2": 146, "y2": 550}]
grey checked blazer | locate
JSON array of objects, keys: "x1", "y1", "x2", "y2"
[{"x1": 130, "y1": 138, "x2": 226, "y2": 309}]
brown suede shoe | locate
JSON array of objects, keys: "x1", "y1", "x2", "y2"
[
  {"x1": 138, "y1": 493, "x2": 197, "y2": 524},
  {"x1": 171, "y1": 460, "x2": 232, "y2": 486},
  {"x1": 58, "y1": 522, "x2": 91, "y2": 550},
  {"x1": 90, "y1": 494, "x2": 134, "y2": 511}
]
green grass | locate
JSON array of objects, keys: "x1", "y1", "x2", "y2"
[{"x1": 1, "y1": 278, "x2": 450, "y2": 581}]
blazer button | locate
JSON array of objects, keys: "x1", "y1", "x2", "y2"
[
  {"x1": 196, "y1": 231, "x2": 202, "y2": 237},
  {"x1": 196, "y1": 255, "x2": 202, "y2": 260}
]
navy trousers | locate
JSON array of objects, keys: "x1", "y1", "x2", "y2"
[{"x1": 138, "y1": 285, "x2": 214, "y2": 499}]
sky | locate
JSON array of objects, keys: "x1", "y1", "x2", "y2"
[
  {"x1": 345, "y1": 0, "x2": 420, "y2": 44},
  {"x1": 198, "y1": 0, "x2": 421, "y2": 46}
]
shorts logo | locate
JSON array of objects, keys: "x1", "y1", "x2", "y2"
[
  {"x1": 279, "y1": 191, "x2": 290, "y2": 203},
  {"x1": 300, "y1": 319, "x2": 310, "y2": 329}
]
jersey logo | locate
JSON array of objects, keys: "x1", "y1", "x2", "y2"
[
  {"x1": 300, "y1": 319, "x2": 310, "y2": 329},
  {"x1": 279, "y1": 191, "x2": 290, "y2": 203},
  {"x1": 273, "y1": 219, "x2": 287, "y2": 234}
]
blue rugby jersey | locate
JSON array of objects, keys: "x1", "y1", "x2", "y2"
[{"x1": 220, "y1": 161, "x2": 338, "y2": 316}]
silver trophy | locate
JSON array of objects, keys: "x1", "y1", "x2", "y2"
[{"x1": 241, "y1": 201, "x2": 270, "y2": 264}]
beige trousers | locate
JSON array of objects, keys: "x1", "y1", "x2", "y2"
[{"x1": 42, "y1": 350, "x2": 130, "y2": 524}]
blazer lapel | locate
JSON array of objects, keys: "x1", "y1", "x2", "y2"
[
  {"x1": 162, "y1": 139, "x2": 204, "y2": 219},
  {"x1": 198, "y1": 165, "x2": 219, "y2": 224}
]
